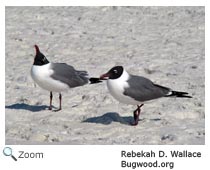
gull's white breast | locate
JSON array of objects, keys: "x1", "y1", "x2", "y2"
[{"x1": 31, "y1": 63, "x2": 69, "y2": 92}]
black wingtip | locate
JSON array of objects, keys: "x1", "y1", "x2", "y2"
[
  {"x1": 167, "y1": 91, "x2": 192, "y2": 98},
  {"x1": 89, "y1": 77, "x2": 103, "y2": 84}
]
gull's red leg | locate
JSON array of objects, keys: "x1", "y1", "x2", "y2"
[
  {"x1": 49, "y1": 91, "x2": 53, "y2": 110},
  {"x1": 53, "y1": 93, "x2": 62, "y2": 112},
  {"x1": 131, "y1": 104, "x2": 144, "y2": 126}
]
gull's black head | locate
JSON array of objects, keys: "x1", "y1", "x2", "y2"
[
  {"x1": 33, "y1": 45, "x2": 49, "y2": 66},
  {"x1": 100, "y1": 66, "x2": 124, "y2": 80}
]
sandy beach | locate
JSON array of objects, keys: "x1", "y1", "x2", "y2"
[{"x1": 5, "y1": 6, "x2": 204, "y2": 144}]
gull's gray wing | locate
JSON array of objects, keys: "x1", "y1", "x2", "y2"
[
  {"x1": 50, "y1": 63, "x2": 89, "y2": 88},
  {"x1": 123, "y1": 75, "x2": 171, "y2": 102}
]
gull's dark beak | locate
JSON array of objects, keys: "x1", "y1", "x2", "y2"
[{"x1": 100, "y1": 73, "x2": 109, "y2": 80}]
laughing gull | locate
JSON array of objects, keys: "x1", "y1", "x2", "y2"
[
  {"x1": 31, "y1": 45, "x2": 101, "y2": 111},
  {"x1": 100, "y1": 66, "x2": 192, "y2": 125}
]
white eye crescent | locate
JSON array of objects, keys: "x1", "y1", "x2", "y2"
[{"x1": 113, "y1": 69, "x2": 118, "y2": 73}]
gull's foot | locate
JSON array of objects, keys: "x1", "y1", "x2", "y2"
[{"x1": 53, "y1": 108, "x2": 61, "y2": 112}]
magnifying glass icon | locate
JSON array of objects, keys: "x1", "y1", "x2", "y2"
[{"x1": 3, "y1": 147, "x2": 17, "y2": 161}]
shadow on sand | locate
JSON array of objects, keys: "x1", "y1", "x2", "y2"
[
  {"x1": 83, "y1": 112, "x2": 162, "y2": 125},
  {"x1": 5, "y1": 103, "x2": 49, "y2": 112},
  {"x1": 83, "y1": 112, "x2": 134, "y2": 125}
]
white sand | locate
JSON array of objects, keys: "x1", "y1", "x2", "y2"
[{"x1": 5, "y1": 6, "x2": 204, "y2": 144}]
